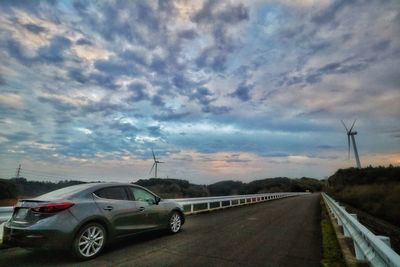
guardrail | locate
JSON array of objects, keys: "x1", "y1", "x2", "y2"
[
  {"x1": 322, "y1": 193, "x2": 400, "y2": 267},
  {"x1": 0, "y1": 192, "x2": 308, "y2": 223},
  {"x1": 171, "y1": 192, "x2": 309, "y2": 215},
  {"x1": 0, "y1": 207, "x2": 13, "y2": 224}
]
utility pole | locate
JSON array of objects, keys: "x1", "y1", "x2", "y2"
[{"x1": 15, "y1": 164, "x2": 21, "y2": 178}]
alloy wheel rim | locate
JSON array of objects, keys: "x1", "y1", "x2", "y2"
[
  {"x1": 78, "y1": 225, "x2": 104, "y2": 257},
  {"x1": 170, "y1": 213, "x2": 181, "y2": 232}
]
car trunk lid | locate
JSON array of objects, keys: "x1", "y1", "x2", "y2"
[{"x1": 10, "y1": 199, "x2": 73, "y2": 226}]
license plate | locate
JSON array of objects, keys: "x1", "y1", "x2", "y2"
[{"x1": 14, "y1": 208, "x2": 29, "y2": 220}]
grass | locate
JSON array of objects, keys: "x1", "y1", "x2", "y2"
[
  {"x1": 321, "y1": 198, "x2": 346, "y2": 267},
  {"x1": 329, "y1": 183, "x2": 400, "y2": 226}
]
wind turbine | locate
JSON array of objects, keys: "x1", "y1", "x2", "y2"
[
  {"x1": 149, "y1": 149, "x2": 163, "y2": 178},
  {"x1": 341, "y1": 120, "x2": 361, "y2": 169}
]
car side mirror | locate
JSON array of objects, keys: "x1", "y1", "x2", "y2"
[{"x1": 155, "y1": 196, "x2": 161, "y2": 205}]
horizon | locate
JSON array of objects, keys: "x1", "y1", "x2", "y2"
[
  {"x1": 2, "y1": 164, "x2": 396, "y2": 185},
  {"x1": 4, "y1": 172, "x2": 325, "y2": 185},
  {"x1": 0, "y1": 1, "x2": 399, "y2": 185}
]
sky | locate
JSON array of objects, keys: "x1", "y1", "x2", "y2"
[{"x1": 0, "y1": 0, "x2": 399, "y2": 184}]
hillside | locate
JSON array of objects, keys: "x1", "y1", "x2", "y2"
[{"x1": 327, "y1": 165, "x2": 400, "y2": 226}]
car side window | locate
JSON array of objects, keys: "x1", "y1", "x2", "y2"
[
  {"x1": 94, "y1": 187, "x2": 129, "y2": 200},
  {"x1": 130, "y1": 187, "x2": 156, "y2": 204}
]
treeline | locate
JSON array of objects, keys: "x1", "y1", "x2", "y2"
[
  {"x1": 207, "y1": 177, "x2": 323, "y2": 196},
  {"x1": 0, "y1": 178, "x2": 84, "y2": 200},
  {"x1": 0, "y1": 176, "x2": 323, "y2": 200},
  {"x1": 135, "y1": 177, "x2": 323, "y2": 198},
  {"x1": 327, "y1": 165, "x2": 399, "y2": 188},
  {"x1": 327, "y1": 165, "x2": 400, "y2": 226},
  {"x1": 135, "y1": 178, "x2": 209, "y2": 198}
]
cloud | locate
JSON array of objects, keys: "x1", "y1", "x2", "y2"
[
  {"x1": 191, "y1": 1, "x2": 249, "y2": 25},
  {"x1": 110, "y1": 121, "x2": 138, "y2": 133},
  {"x1": 94, "y1": 58, "x2": 136, "y2": 77},
  {"x1": 312, "y1": 0, "x2": 347, "y2": 25},
  {"x1": 76, "y1": 38, "x2": 92, "y2": 46},
  {"x1": 128, "y1": 82, "x2": 149, "y2": 102},
  {"x1": 37, "y1": 36, "x2": 71, "y2": 63},
  {"x1": 23, "y1": 23, "x2": 47, "y2": 34},
  {"x1": 0, "y1": 75, "x2": 6, "y2": 86},
  {"x1": 153, "y1": 110, "x2": 191, "y2": 122},
  {"x1": 190, "y1": 1, "x2": 250, "y2": 72},
  {"x1": 201, "y1": 105, "x2": 231, "y2": 115},
  {"x1": 2, "y1": 131, "x2": 32, "y2": 142},
  {"x1": 147, "y1": 125, "x2": 162, "y2": 137},
  {"x1": 151, "y1": 95, "x2": 165, "y2": 107},
  {"x1": 190, "y1": 86, "x2": 214, "y2": 105},
  {"x1": 4, "y1": 38, "x2": 34, "y2": 65},
  {"x1": 0, "y1": 93, "x2": 24, "y2": 108},
  {"x1": 68, "y1": 68, "x2": 88, "y2": 84},
  {"x1": 0, "y1": 0, "x2": 399, "y2": 182},
  {"x1": 229, "y1": 82, "x2": 253, "y2": 101},
  {"x1": 178, "y1": 29, "x2": 198, "y2": 40}
]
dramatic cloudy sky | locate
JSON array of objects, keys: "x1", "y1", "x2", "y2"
[{"x1": 0, "y1": 0, "x2": 399, "y2": 184}]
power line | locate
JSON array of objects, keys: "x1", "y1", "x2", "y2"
[
  {"x1": 1, "y1": 165, "x2": 106, "y2": 182},
  {"x1": 21, "y1": 169, "x2": 93, "y2": 180},
  {"x1": 0, "y1": 168, "x2": 19, "y2": 171}
]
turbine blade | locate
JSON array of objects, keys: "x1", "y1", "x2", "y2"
[
  {"x1": 149, "y1": 162, "x2": 156, "y2": 175},
  {"x1": 347, "y1": 135, "x2": 351, "y2": 160},
  {"x1": 341, "y1": 120, "x2": 349, "y2": 132},
  {"x1": 349, "y1": 119, "x2": 357, "y2": 132},
  {"x1": 152, "y1": 148, "x2": 156, "y2": 161}
]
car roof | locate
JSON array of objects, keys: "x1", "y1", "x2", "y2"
[{"x1": 35, "y1": 182, "x2": 151, "y2": 200}]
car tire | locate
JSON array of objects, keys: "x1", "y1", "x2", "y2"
[
  {"x1": 168, "y1": 211, "x2": 182, "y2": 234},
  {"x1": 72, "y1": 222, "x2": 107, "y2": 261}
]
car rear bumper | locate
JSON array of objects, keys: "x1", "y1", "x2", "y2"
[{"x1": 3, "y1": 225, "x2": 71, "y2": 250}]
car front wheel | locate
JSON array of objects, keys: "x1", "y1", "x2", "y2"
[
  {"x1": 168, "y1": 211, "x2": 182, "y2": 233},
  {"x1": 72, "y1": 222, "x2": 106, "y2": 260}
]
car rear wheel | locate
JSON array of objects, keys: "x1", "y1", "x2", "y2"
[
  {"x1": 72, "y1": 222, "x2": 106, "y2": 260},
  {"x1": 168, "y1": 211, "x2": 182, "y2": 233}
]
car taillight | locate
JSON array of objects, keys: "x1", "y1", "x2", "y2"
[{"x1": 31, "y1": 202, "x2": 75, "y2": 213}]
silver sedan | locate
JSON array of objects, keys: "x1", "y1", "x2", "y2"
[{"x1": 3, "y1": 183, "x2": 185, "y2": 260}]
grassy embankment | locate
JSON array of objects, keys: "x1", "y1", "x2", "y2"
[
  {"x1": 321, "y1": 198, "x2": 346, "y2": 267},
  {"x1": 327, "y1": 166, "x2": 400, "y2": 226}
]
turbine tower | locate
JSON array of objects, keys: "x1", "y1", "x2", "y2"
[
  {"x1": 341, "y1": 120, "x2": 361, "y2": 169},
  {"x1": 149, "y1": 149, "x2": 163, "y2": 178}
]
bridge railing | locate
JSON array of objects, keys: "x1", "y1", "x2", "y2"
[
  {"x1": 170, "y1": 192, "x2": 309, "y2": 215},
  {"x1": 0, "y1": 207, "x2": 13, "y2": 224},
  {"x1": 322, "y1": 193, "x2": 400, "y2": 267},
  {"x1": 0, "y1": 192, "x2": 309, "y2": 223}
]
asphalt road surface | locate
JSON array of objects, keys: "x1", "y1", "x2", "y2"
[{"x1": 0, "y1": 193, "x2": 322, "y2": 267}]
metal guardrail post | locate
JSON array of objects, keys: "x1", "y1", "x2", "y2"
[{"x1": 379, "y1": 236, "x2": 392, "y2": 248}]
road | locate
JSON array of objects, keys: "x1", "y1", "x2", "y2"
[{"x1": 0, "y1": 193, "x2": 322, "y2": 267}]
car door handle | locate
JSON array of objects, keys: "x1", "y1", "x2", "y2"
[
  {"x1": 104, "y1": 206, "x2": 113, "y2": 211},
  {"x1": 138, "y1": 207, "x2": 145, "y2": 212}
]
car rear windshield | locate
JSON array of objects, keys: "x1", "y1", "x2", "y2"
[{"x1": 35, "y1": 183, "x2": 96, "y2": 200}]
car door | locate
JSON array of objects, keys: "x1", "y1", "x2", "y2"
[
  {"x1": 93, "y1": 186, "x2": 140, "y2": 236},
  {"x1": 127, "y1": 186, "x2": 164, "y2": 230}
]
